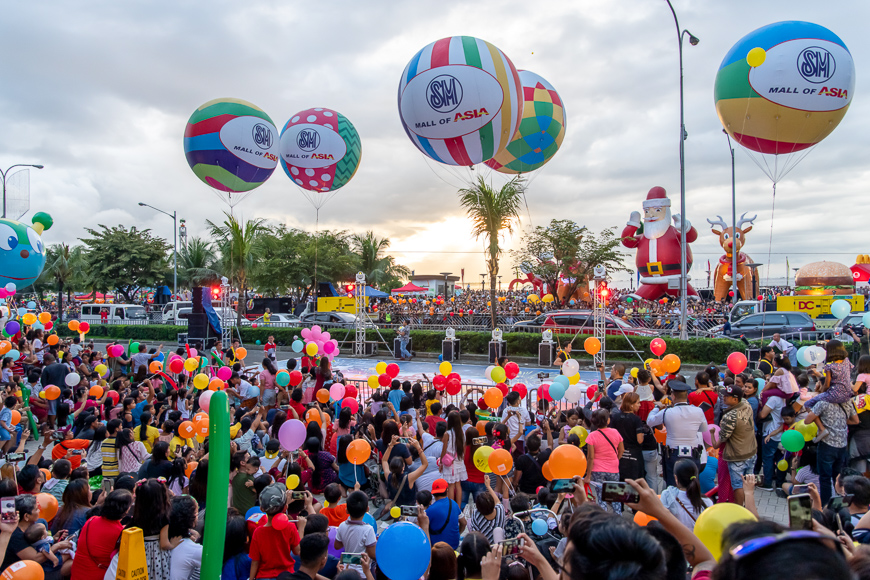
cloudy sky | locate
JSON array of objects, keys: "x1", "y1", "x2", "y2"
[{"x1": 2, "y1": 1, "x2": 867, "y2": 290}]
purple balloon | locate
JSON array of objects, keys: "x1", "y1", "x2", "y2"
[
  {"x1": 278, "y1": 419, "x2": 307, "y2": 451},
  {"x1": 5, "y1": 321, "x2": 19, "y2": 335},
  {"x1": 328, "y1": 527, "x2": 344, "y2": 559}
]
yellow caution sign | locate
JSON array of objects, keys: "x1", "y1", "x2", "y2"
[{"x1": 116, "y1": 527, "x2": 149, "y2": 580}]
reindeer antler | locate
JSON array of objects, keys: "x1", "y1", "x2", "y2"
[
  {"x1": 706, "y1": 216, "x2": 727, "y2": 231},
  {"x1": 736, "y1": 212, "x2": 757, "y2": 230}
]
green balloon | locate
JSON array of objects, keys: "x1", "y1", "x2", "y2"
[
  {"x1": 130, "y1": 341, "x2": 140, "y2": 354},
  {"x1": 201, "y1": 390, "x2": 230, "y2": 580},
  {"x1": 781, "y1": 429, "x2": 805, "y2": 453},
  {"x1": 255, "y1": 340, "x2": 262, "y2": 345}
]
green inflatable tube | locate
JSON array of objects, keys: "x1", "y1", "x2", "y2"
[
  {"x1": 20, "y1": 385, "x2": 38, "y2": 435},
  {"x1": 200, "y1": 390, "x2": 230, "y2": 580}
]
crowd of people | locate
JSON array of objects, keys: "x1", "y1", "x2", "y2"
[{"x1": 2, "y1": 318, "x2": 870, "y2": 580}]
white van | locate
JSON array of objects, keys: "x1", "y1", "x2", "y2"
[
  {"x1": 161, "y1": 301, "x2": 193, "y2": 325},
  {"x1": 80, "y1": 304, "x2": 148, "y2": 324}
]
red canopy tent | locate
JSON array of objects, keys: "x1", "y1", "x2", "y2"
[
  {"x1": 391, "y1": 283, "x2": 429, "y2": 294},
  {"x1": 851, "y1": 264, "x2": 870, "y2": 283},
  {"x1": 74, "y1": 292, "x2": 115, "y2": 302}
]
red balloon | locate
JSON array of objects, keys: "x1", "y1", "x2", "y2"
[
  {"x1": 386, "y1": 363, "x2": 400, "y2": 378},
  {"x1": 289, "y1": 370, "x2": 304, "y2": 387},
  {"x1": 44, "y1": 321, "x2": 53, "y2": 331},
  {"x1": 344, "y1": 384, "x2": 357, "y2": 399},
  {"x1": 342, "y1": 398, "x2": 359, "y2": 414},
  {"x1": 496, "y1": 382, "x2": 509, "y2": 396},
  {"x1": 586, "y1": 385, "x2": 597, "y2": 400},
  {"x1": 446, "y1": 378, "x2": 462, "y2": 395},
  {"x1": 504, "y1": 361, "x2": 520, "y2": 380},
  {"x1": 107, "y1": 390, "x2": 120, "y2": 405},
  {"x1": 477, "y1": 397, "x2": 488, "y2": 410},
  {"x1": 78, "y1": 322, "x2": 90, "y2": 333},
  {"x1": 433, "y1": 375, "x2": 447, "y2": 390},
  {"x1": 378, "y1": 373, "x2": 391, "y2": 387},
  {"x1": 727, "y1": 352, "x2": 748, "y2": 374},
  {"x1": 728, "y1": 291, "x2": 735, "y2": 297},
  {"x1": 168, "y1": 358, "x2": 184, "y2": 374},
  {"x1": 272, "y1": 513, "x2": 289, "y2": 530},
  {"x1": 540, "y1": 384, "x2": 552, "y2": 402},
  {"x1": 756, "y1": 295, "x2": 763, "y2": 301},
  {"x1": 650, "y1": 338, "x2": 667, "y2": 357},
  {"x1": 512, "y1": 383, "x2": 527, "y2": 398},
  {"x1": 447, "y1": 372, "x2": 461, "y2": 383}
]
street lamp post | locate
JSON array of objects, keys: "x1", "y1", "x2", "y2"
[
  {"x1": 1, "y1": 164, "x2": 44, "y2": 218},
  {"x1": 725, "y1": 131, "x2": 739, "y2": 303},
  {"x1": 440, "y1": 272, "x2": 452, "y2": 299},
  {"x1": 664, "y1": 0, "x2": 699, "y2": 340},
  {"x1": 138, "y1": 203, "x2": 177, "y2": 301}
]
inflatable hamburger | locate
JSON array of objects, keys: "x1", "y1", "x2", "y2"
[{"x1": 794, "y1": 261, "x2": 855, "y2": 295}]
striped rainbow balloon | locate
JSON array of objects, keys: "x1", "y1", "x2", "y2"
[
  {"x1": 184, "y1": 98, "x2": 279, "y2": 193},
  {"x1": 398, "y1": 36, "x2": 523, "y2": 166}
]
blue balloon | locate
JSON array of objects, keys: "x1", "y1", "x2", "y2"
[
  {"x1": 531, "y1": 518, "x2": 548, "y2": 536},
  {"x1": 548, "y1": 383, "x2": 567, "y2": 400},
  {"x1": 699, "y1": 457, "x2": 717, "y2": 494},
  {"x1": 554, "y1": 375, "x2": 570, "y2": 388},
  {"x1": 26, "y1": 302, "x2": 36, "y2": 309},
  {"x1": 438, "y1": 354, "x2": 443, "y2": 362},
  {"x1": 362, "y1": 512, "x2": 377, "y2": 534},
  {"x1": 796, "y1": 346, "x2": 811, "y2": 367},
  {"x1": 291, "y1": 340, "x2": 304, "y2": 353},
  {"x1": 831, "y1": 299, "x2": 851, "y2": 320},
  {"x1": 16, "y1": 308, "x2": 26, "y2": 316},
  {"x1": 376, "y1": 522, "x2": 430, "y2": 580},
  {"x1": 247, "y1": 386, "x2": 260, "y2": 398},
  {"x1": 863, "y1": 312, "x2": 870, "y2": 328},
  {"x1": 157, "y1": 352, "x2": 165, "y2": 363},
  {"x1": 7, "y1": 350, "x2": 19, "y2": 361}
]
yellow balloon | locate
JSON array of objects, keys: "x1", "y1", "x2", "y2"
[
  {"x1": 568, "y1": 373, "x2": 580, "y2": 385},
  {"x1": 491, "y1": 367, "x2": 506, "y2": 384},
  {"x1": 305, "y1": 342, "x2": 318, "y2": 356},
  {"x1": 794, "y1": 420, "x2": 818, "y2": 441},
  {"x1": 94, "y1": 364, "x2": 108, "y2": 376},
  {"x1": 630, "y1": 367, "x2": 639, "y2": 378},
  {"x1": 22, "y1": 313, "x2": 36, "y2": 326},
  {"x1": 527, "y1": 294, "x2": 539, "y2": 303},
  {"x1": 287, "y1": 474, "x2": 300, "y2": 489},
  {"x1": 375, "y1": 361, "x2": 387, "y2": 375},
  {"x1": 193, "y1": 373, "x2": 209, "y2": 390},
  {"x1": 473, "y1": 446, "x2": 494, "y2": 473},
  {"x1": 390, "y1": 506, "x2": 401, "y2": 519},
  {"x1": 439, "y1": 361, "x2": 453, "y2": 376},
  {"x1": 368, "y1": 375, "x2": 380, "y2": 389},
  {"x1": 569, "y1": 426, "x2": 588, "y2": 446},
  {"x1": 746, "y1": 46, "x2": 766, "y2": 68},
  {"x1": 184, "y1": 358, "x2": 198, "y2": 372},
  {"x1": 542, "y1": 294, "x2": 554, "y2": 303},
  {"x1": 777, "y1": 459, "x2": 789, "y2": 471},
  {"x1": 694, "y1": 503, "x2": 757, "y2": 560}
]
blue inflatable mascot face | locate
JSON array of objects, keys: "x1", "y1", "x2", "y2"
[{"x1": 0, "y1": 212, "x2": 53, "y2": 290}]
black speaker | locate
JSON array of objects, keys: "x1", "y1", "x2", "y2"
[
  {"x1": 488, "y1": 341, "x2": 506, "y2": 364},
  {"x1": 539, "y1": 342, "x2": 555, "y2": 367},
  {"x1": 442, "y1": 339, "x2": 461, "y2": 362},
  {"x1": 187, "y1": 313, "x2": 208, "y2": 340},
  {"x1": 192, "y1": 286, "x2": 204, "y2": 314},
  {"x1": 393, "y1": 338, "x2": 413, "y2": 359}
]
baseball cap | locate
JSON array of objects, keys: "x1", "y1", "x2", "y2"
[
  {"x1": 722, "y1": 384, "x2": 743, "y2": 399},
  {"x1": 259, "y1": 483, "x2": 287, "y2": 514},
  {"x1": 668, "y1": 380, "x2": 690, "y2": 392},
  {"x1": 432, "y1": 478, "x2": 448, "y2": 494}
]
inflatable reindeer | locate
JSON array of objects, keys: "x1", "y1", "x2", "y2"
[{"x1": 707, "y1": 213, "x2": 756, "y2": 301}]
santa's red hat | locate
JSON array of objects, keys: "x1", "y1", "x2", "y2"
[{"x1": 642, "y1": 186, "x2": 670, "y2": 209}]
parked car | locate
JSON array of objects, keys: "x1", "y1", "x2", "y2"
[
  {"x1": 833, "y1": 313, "x2": 865, "y2": 342},
  {"x1": 299, "y1": 311, "x2": 377, "y2": 329},
  {"x1": 161, "y1": 301, "x2": 193, "y2": 324},
  {"x1": 80, "y1": 304, "x2": 148, "y2": 324},
  {"x1": 510, "y1": 310, "x2": 657, "y2": 337},
  {"x1": 242, "y1": 313, "x2": 301, "y2": 327},
  {"x1": 716, "y1": 311, "x2": 816, "y2": 340}
]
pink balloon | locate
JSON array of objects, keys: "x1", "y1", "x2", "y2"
[
  {"x1": 217, "y1": 366, "x2": 232, "y2": 381},
  {"x1": 0, "y1": 290, "x2": 6, "y2": 299},
  {"x1": 199, "y1": 390, "x2": 213, "y2": 413},
  {"x1": 333, "y1": 348, "x2": 340, "y2": 356},
  {"x1": 323, "y1": 341, "x2": 335, "y2": 354},
  {"x1": 703, "y1": 424, "x2": 720, "y2": 447},
  {"x1": 189, "y1": 348, "x2": 198, "y2": 358},
  {"x1": 322, "y1": 332, "x2": 331, "y2": 342},
  {"x1": 311, "y1": 325, "x2": 322, "y2": 335},
  {"x1": 329, "y1": 383, "x2": 346, "y2": 400},
  {"x1": 301, "y1": 328, "x2": 311, "y2": 339}
]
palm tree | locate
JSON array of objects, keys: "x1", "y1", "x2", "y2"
[
  {"x1": 44, "y1": 244, "x2": 84, "y2": 322},
  {"x1": 458, "y1": 176, "x2": 525, "y2": 330},
  {"x1": 351, "y1": 231, "x2": 410, "y2": 287},
  {"x1": 207, "y1": 212, "x2": 267, "y2": 325},
  {"x1": 178, "y1": 237, "x2": 220, "y2": 288}
]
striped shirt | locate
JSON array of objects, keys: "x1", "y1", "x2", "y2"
[
  {"x1": 102, "y1": 436, "x2": 119, "y2": 477},
  {"x1": 467, "y1": 502, "x2": 506, "y2": 543}
]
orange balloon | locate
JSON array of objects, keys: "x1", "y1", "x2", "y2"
[
  {"x1": 654, "y1": 427, "x2": 668, "y2": 445},
  {"x1": 9, "y1": 411, "x2": 20, "y2": 426},
  {"x1": 195, "y1": 418, "x2": 209, "y2": 437},
  {"x1": 179, "y1": 421, "x2": 195, "y2": 438},
  {"x1": 37, "y1": 312, "x2": 51, "y2": 324},
  {"x1": 542, "y1": 460, "x2": 554, "y2": 481},
  {"x1": 0, "y1": 342, "x2": 10, "y2": 355},
  {"x1": 476, "y1": 421, "x2": 487, "y2": 436},
  {"x1": 483, "y1": 388, "x2": 503, "y2": 409},
  {"x1": 35, "y1": 492, "x2": 58, "y2": 521},
  {"x1": 549, "y1": 445, "x2": 587, "y2": 479},
  {"x1": 306, "y1": 408, "x2": 322, "y2": 426},
  {"x1": 67, "y1": 320, "x2": 79, "y2": 332},
  {"x1": 2, "y1": 559, "x2": 46, "y2": 580},
  {"x1": 193, "y1": 412, "x2": 208, "y2": 424},
  {"x1": 346, "y1": 439, "x2": 371, "y2": 465},
  {"x1": 316, "y1": 389, "x2": 330, "y2": 404},
  {"x1": 46, "y1": 334, "x2": 59, "y2": 346},
  {"x1": 584, "y1": 337, "x2": 601, "y2": 355},
  {"x1": 185, "y1": 461, "x2": 198, "y2": 478},
  {"x1": 235, "y1": 347, "x2": 247, "y2": 360},
  {"x1": 89, "y1": 385, "x2": 104, "y2": 398},
  {"x1": 649, "y1": 359, "x2": 663, "y2": 375},
  {"x1": 662, "y1": 353, "x2": 681, "y2": 374},
  {"x1": 149, "y1": 361, "x2": 163, "y2": 373},
  {"x1": 488, "y1": 448, "x2": 513, "y2": 476},
  {"x1": 209, "y1": 378, "x2": 224, "y2": 391},
  {"x1": 39, "y1": 468, "x2": 51, "y2": 482},
  {"x1": 44, "y1": 386, "x2": 60, "y2": 401},
  {"x1": 634, "y1": 511, "x2": 658, "y2": 526}
]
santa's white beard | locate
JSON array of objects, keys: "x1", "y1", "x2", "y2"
[{"x1": 644, "y1": 210, "x2": 671, "y2": 239}]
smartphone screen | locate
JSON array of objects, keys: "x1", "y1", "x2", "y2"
[
  {"x1": 101, "y1": 478, "x2": 114, "y2": 493},
  {"x1": 473, "y1": 437, "x2": 487, "y2": 446},
  {"x1": 601, "y1": 482, "x2": 640, "y2": 504},
  {"x1": 551, "y1": 479, "x2": 575, "y2": 493},
  {"x1": 5, "y1": 453, "x2": 25, "y2": 462},
  {"x1": 788, "y1": 494, "x2": 813, "y2": 530},
  {"x1": 499, "y1": 537, "x2": 524, "y2": 556},
  {"x1": 339, "y1": 553, "x2": 363, "y2": 565},
  {"x1": 401, "y1": 505, "x2": 417, "y2": 517},
  {"x1": 0, "y1": 497, "x2": 15, "y2": 524},
  {"x1": 791, "y1": 485, "x2": 809, "y2": 496},
  {"x1": 827, "y1": 494, "x2": 854, "y2": 512},
  {"x1": 291, "y1": 491, "x2": 307, "y2": 500}
]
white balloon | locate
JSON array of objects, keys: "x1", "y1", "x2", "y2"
[
  {"x1": 565, "y1": 385, "x2": 582, "y2": 404},
  {"x1": 807, "y1": 346, "x2": 826, "y2": 366},
  {"x1": 64, "y1": 372, "x2": 81, "y2": 387},
  {"x1": 484, "y1": 365, "x2": 496, "y2": 381},
  {"x1": 562, "y1": 359, "x2": 580, "y2": 377}
]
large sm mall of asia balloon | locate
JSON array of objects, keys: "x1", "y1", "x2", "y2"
[
  {"x1": 485, "y1": 70, "x2": 566, "y2": 174},
  {"x1": 279, "y1": 107, "x2": 362, "y2": 193},
  {"x1": 398, "y1": 36, "x2": 524, "y2": 166},
  {"x1": 714, "y1": 21, "x2": 855, "y2": 174},
  {"x1": 183, "y1": 98, "x2": 280, "y2": 193}
]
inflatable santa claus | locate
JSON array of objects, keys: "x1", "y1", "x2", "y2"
[{"x1": 621, "y1": 186, "x2": 698, "y2": 301}]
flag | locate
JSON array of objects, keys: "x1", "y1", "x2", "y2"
[{"x1": 786, "y1": 257, "x2": 790, "y2": 285}]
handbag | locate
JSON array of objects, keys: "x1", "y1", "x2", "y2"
[{"x1": 376, "y1": 474, "x2": 409, "y2": 521}]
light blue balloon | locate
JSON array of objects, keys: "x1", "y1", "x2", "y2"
[
  {"x1": 31, "y1": 322, "x2": 43, "y2": 331},
  {"x1": 26, "y1": 302, "x2": 36, "y2": 309},
  {"x1": 247, "y1": 386, "x2": 260, "y2": 398},
  {"x1": 863, "y1": 312, "x2": 870, "y2": 328},
  {"x1": 554, "y1": 375, "x2": 570, "y2": 388},
  {"x1": 376, "y1": 521, "x2": 431, "y2": 580},
  {"x1": 796, "y1": 346, "x2": 811, "y2": 367},
  {"x1": 549, "y1": 382, "x2": 567, "y2": 400},
  {"x1": 6, "y1": 350, "x2": 19, "y2": 360},
  {"x1": 291, "y1": 340, "x2": 304, "y2": 353},
  {"x1": 756, "y1": 378, "x2": 765, "y2": 390},
  {"x1": 16, "y1": 308, "x2": 26, "y2": 316},
  {"x1": 831, "y1": 299, "x2": 851, "y2": 320},
  {"x1": 531, "y1": 518, "x2": 548, "y2": 536}
]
